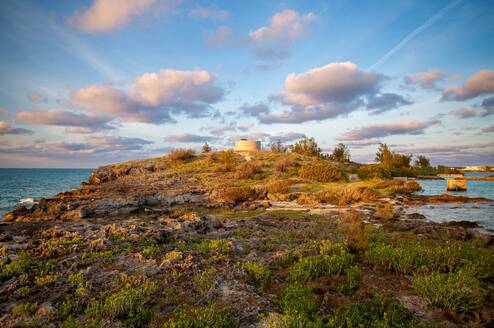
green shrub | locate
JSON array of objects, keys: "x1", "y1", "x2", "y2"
[
  {"x1": 85, "y1": 281, "x2": 157, "y2": 326},
  {"x1": 82, "y1": 250, "x2": 113, "y2": 263},
  {"x1": 365, "y1": 239, "x2": 489, "y2": 276},
  {"x1": 263, "y1": 312, "x2": 324, "y2": 328},
  {"x1": 279, "y1": 284, "x2": 319, "y2": 317},
  {"x1": 163, "y1": 304, "x2": 232, "y2": 328},
  {"x1": 357, "y1": 164, "x2": 391, "y2": 180},
  {"x1": 337, "y1": 265, "x2": 361, "y2": 294},
  {"x1": 330, "y1": 295, "x2": 420, "y2": 328},
  {"x1": 35, "y1": 272, "x2": 60, "y2": 287},
  {"x1": 16, "y1": 286, "x2": 33, "y2": 297},
  {"x1": 57, "y1": 294, "x2": 85, "y2": 320},
  {"x1": 0, "y1": 255, "x2": 32, "y2": 280},
  {"x1": 195, "y1": 239, "x2": 231, "y2": 255},
  {"x1": 298, "y1": 162, "x2": 346, "y2": 182},
  {"x1": 413, "y1": 269, "x2": 486, "y2": 314},
  {"x1": 11, "y1": 302, "x2": 37, "y2": 317},
  {"x1": 142, "y1": 245, "x2": 160, "y2": 258},
  {"x1": 244, "y1": 261, "x2": 270, "y2": 290},
  {"x1": 289, "y1": 253, "x2": 353, "y2": 282}
]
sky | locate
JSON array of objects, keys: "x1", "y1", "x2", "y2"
[{"x1": 0, "y1": 0, "x2": 493, "y2": 168}]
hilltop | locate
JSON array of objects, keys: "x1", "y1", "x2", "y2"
[{"x1": 0, "y1": 150, "x2": 493, "y2": 327}]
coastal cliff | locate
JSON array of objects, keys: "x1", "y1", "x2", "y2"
[{"x1": 1, "y1": 151, "x2": 493, "y2": 327}]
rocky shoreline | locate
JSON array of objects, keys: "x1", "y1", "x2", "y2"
[{"x1": 1, "y1": 151, "x2": 493, "y2": 327}]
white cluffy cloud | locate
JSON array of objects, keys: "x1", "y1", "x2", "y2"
[
  {"x1": 69, "y1": 0, "x2": 182, "y2": 33},
  {"x1": 257, "y1": 62, "x2": 411, "y2": 123},
  {"x1": 70, "y1": 69, "x2": 224, "y2": 124},
  {"x1": 248, "y1": 9, "x2": 317, "y2": 68}
]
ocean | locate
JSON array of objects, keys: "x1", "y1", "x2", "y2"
[
  {"x1": 0, "y1": 168, "x2": 92, "y2": 218},
  {"x1": 413, "y1": 172, "x2": 494, "y2": 230}
]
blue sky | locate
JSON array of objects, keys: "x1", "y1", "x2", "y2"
[{"x1": 0, "y1": 0, "x2": 493, "y2": 167}]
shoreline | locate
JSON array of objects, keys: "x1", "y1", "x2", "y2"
[{"x1": 1, "y1": 152, "x2": 493, "y2": 327}]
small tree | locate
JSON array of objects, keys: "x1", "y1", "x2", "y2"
[
  {"x1": 329, "y1": 143, "x2": 350, "y2": 162},
  {"x1": 414, "y1": 155, "x2": 430, "y2": 169},
  {"x1": 202, "y1": 142, "x2": 211, "y2": 153},
  {"x1": 375, "y1": 143, "x2": 393, "y2": 165},
  {"x1": 270, "y1": 139, "x2": 287, "y2": 153},
  {"x1": 290, "y1": 137, "x2": 321, "y2": 157}
]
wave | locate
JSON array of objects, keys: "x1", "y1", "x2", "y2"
[{"x1": 18, "y1": 198, "x2": 35, "y2": 208}]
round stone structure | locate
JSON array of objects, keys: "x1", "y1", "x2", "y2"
[{"x1": 234, "y1": 139, "x2": 261, "y2": 152}]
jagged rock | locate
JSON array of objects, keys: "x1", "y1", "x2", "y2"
[
  {"x1": 445, "y1": 220, "x2": 480, "y2": 228},
  {"x1": 406, "y1": 213, "x2": 427, "y2": 220}
]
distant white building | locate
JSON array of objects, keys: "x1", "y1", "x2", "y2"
[
  {"x1": 234, "y1": 139, "x2": 261, "y2": 152},
  {"x1": 461, "y1": 166, "x2": 486, "y2": 172}
]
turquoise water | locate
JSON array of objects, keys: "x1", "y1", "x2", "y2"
[
  {"x1": 413, "y1": 172, "x2": 494, "y2": 231},
  {"x1": 0, "y1": 168, "x2": 92, "y2": 218}
]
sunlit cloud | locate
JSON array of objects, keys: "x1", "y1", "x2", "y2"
[
  {"x1": 442, "y1": 70, "x2": 494, "y2": 101},
  {"x1": 404, "y1": 69, "x2": 446, "y2": 90},
  {"x1": 338, "y1": 118, "x2": 441, "y2": 141},
  {"x1": 0, "y1": 121, "x2": 33, "y2": 136}
]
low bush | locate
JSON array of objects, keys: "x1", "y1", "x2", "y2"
[
  {"x1": 234, "y1": 162, "x2": 261, "y2": 179},
  {"x1": 220, "y1": 186, "x2": 257, "y2": 203},
  {"x1": 374, "y1": 203, "x2": 394, "y2": 221},
  {"x1": 298, "y1": 162, "x2": 346, "y2": 182},
  {"x1": 337, "y1": 265, "x2": 361, "y2": 294},
  {"x1": 168, "y1": 149, "x2": 195, "y2": 162},
  {"x1": 413, "y1": 269, "x2": 486, "y2": 314},
  {"x1": 0, "y1": 255, "x2": 32, "y2": 280},
  {"x1": 295, "y1": 193, "x2": 319, "y2": 206},
  {"x1": 386, "y1": 180, "x2": 422, "y2": 194},
  {"x1": 218, "y1": 149, "x2": 237, "y2": 171},
  {"x1": 264, "y1": 179, "x2": 293, "y2": 194},
  {"x1": 163, "y1": 304, "x2": 232, "y2": 328},
  {"x1": 330, "y1": 294, "x2": 420, "y2": 328},
  {"x1": 289, "y1": 253, "x2": 354, "y2": 282},
  {"x1": 339, "y1": 211, "x2": 368, "y2": 251},
  {"x1": 357, "y1": 164, "x2": 391, "y2": 180},
  {"x1": 85, "y1": 281, "x2": 157, "y2": 326},
  {"x1": 279, "y1": 284, "x2": 319, "y2": 317},
  {"x1": 244, "y1": 261, "x2": 270, "y2": 290},
  {"x1": 35, "y1": 272, "x2": 60, "y2": 287},
  {"x1": 337, "y1": 186, "x2": 380, "y2": 205},
  {"x1": 11, "y1": 302, "x2": 37, "y2": 317},
  {"x1": 195, "y1": 239, "x2": 231, "y2": 255},
  {"x1": 275, "y1": 158, "x2": 292, "y2": 172},
  {"x1": 365, "y1": 239, "x2": 491, "y2": 276}
]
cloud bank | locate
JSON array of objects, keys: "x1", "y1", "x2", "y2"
[{"x1": 338, "y1": 119, "x2": 441, "y2": 141}]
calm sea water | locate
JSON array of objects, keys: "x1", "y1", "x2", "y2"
[
  {"x1": 0, "y1": 168, "x2": 92, "y2": 219},
  {"x1": 413, "y1": 172, "x2": 494, "y2": 230}
]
